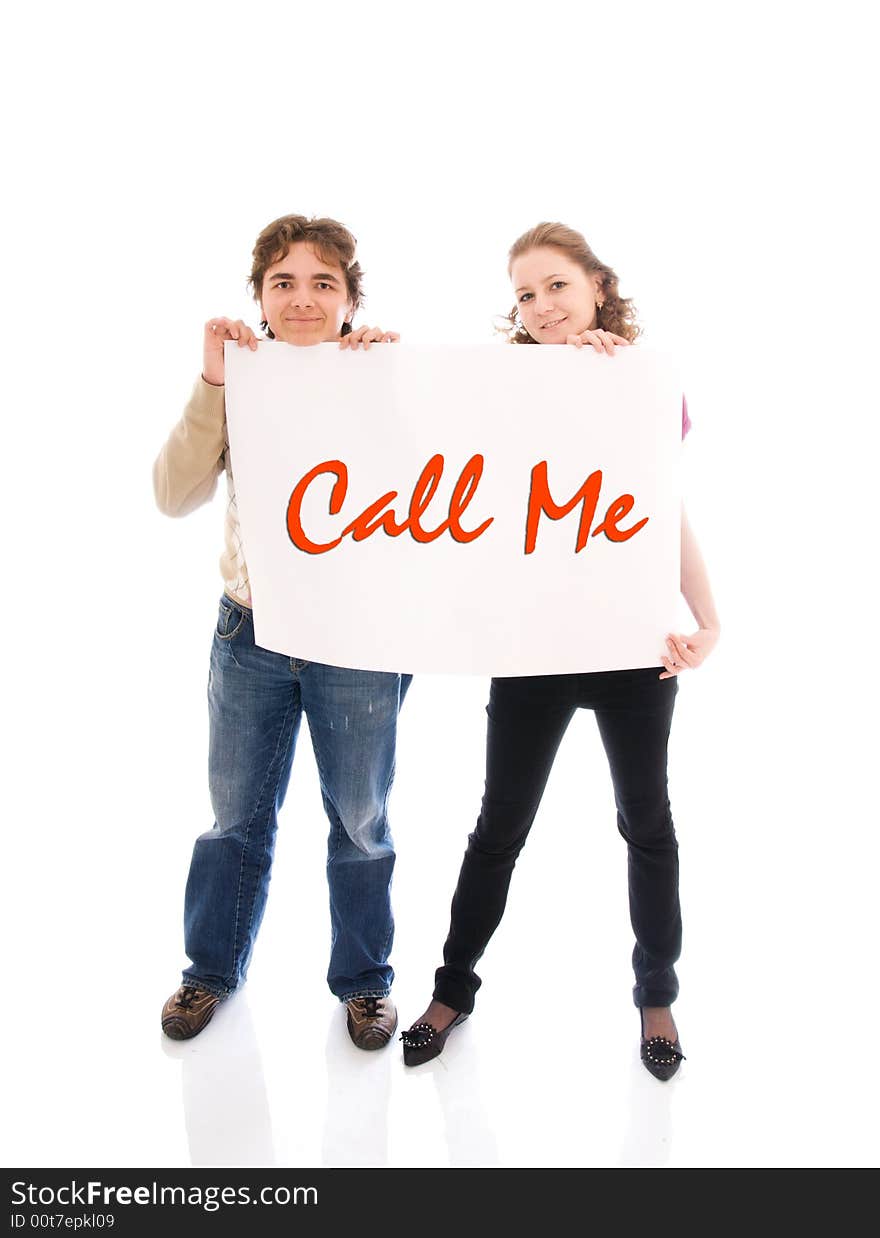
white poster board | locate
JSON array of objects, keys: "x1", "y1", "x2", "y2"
[{"x1": 225, "y1": 343, "x2": 681, "y2": 675}]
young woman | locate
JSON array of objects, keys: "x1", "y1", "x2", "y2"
[
  {"x1": 402, "y1": 222, "x2": 720, "y2": 1080},
  {"x1": 155, "y1": 214, "x2": 409, "y2": 1051}
]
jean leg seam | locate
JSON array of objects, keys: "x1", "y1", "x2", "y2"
[
  {"x1": 311, "y1": 738, "x2": 344, "y2": 861},
  {"x1": 311, "y1": 705, "x2": 396, "y2": 993},
  {"x1": 227, "y1": 692, "x2": 299, "y2": 987},
  {"x1": 375, "y1": 758, "x2": 397, "y2": 966}
]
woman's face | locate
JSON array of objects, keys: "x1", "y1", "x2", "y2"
[
  {"x1": 260, "y1": 242, "x2": 353, "y2": 345},
  {"x1": 510, "y1": 246, "x2": 603, "y2": 344}
]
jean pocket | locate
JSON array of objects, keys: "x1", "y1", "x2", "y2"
[{"x1": 216, "y1": 597, "x2": 247, "y2": 641}]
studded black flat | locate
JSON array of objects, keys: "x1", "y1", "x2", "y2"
[
  {"x1": 640, "y1": 1034, "x2": 686, "y2": 1081},
  {"x1": 400, "y1": 1012, "x2": 469, "y2": 1066},
  {"x1": 639, "y1": 1009, "x2": 686, "y2": 1082}
]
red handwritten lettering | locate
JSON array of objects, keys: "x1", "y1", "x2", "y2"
[
  {"x1": 592, "y1": 494, "x2": 649, "y2": 542},
  {"x1": 448, "y1": 455, "x2": 494, "y2": 544},
  {"x1": 286, "y1": 461, "x2": 348, "y2": 554},
  {"x1": 525, "y1": 463, "x2": 648, "y2": 554},
  {"x1": 287, "y1": 455, "x2": 494, "y2": 554}
]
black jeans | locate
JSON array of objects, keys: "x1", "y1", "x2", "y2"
[{"x1": 433, "y1": 668, "x2": 681, "y2": 1014}]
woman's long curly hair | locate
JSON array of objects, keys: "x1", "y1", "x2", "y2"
[{"x1": 500, "y1": 222, "x2": 641, "y2": 344}]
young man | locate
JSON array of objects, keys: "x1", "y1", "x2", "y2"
[{"x1": 155, "y1": 214, "x2": 407, "y2": 1050}]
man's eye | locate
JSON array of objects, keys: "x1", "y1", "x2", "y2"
[
  {"x1": 276, "y1": 281, "x2": 290, "y2": 289},
  {"x1": 316, "y1": 282, "x2": 332, "y2": 290}
]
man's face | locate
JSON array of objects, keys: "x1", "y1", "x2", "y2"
[{"x1": 260, "y1": 242, "x2": 352, "y2": 345}]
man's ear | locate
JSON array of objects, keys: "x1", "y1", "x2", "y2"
[{"x1": 259, "y1": 306, "x2": 275, "y2": 338}]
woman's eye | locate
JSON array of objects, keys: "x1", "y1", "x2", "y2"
[
  {"x1": 519, "y1": 292, "x2": 533, "y2": 303},
  {"x1": 550, "y1": 281, "x2": 566, "y2": 290}
]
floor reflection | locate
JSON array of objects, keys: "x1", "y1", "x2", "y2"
[
  {"x1": 432, "y1": 1034, "x2": 499, "y2": 1167},
  {"x1": 618, "y1": 1055, "x2": 677, "y2": 1167},
  {"x1": 321, "y1": 1011, "x2": 392, "y2": 1167},
  {"x1": 401, "y1": 1022, "x2": 499, "y2": 1167},
  {"x1": 163, "y1": 992, "x2": 276, "y2": 1167}
]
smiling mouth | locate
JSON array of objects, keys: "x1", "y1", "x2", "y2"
[
  {"x1": 540, "y1": 317, "x2": 567, "y2": 329},
  {"x1": 285, "y1": 317, "x2": 322, "y2": 323}
]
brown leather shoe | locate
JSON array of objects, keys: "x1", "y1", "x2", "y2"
[
  {"x1": 345, "y1": 995, "x2": 398, "y2": 1050},
  {"x1": 161, "y1": 984, "x2": 222, "y2": 1040}
]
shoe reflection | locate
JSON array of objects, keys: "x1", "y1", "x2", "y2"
[
  {"x1": 618, "y1": 1048, "x2": 676, "y2": 1167},
  {"x1": 321, "y1": 1008, "x2": 392, "y2": 1167},
  {"x1": 425, "y1": 1028, "x2": 499, "y2": 1168},
  {"x1": 163, "y1": 992, "x2": 276, "y2": 1167},
  {"x1": 396, "y1": 1012, "x2": 498, "y2": 1167}
]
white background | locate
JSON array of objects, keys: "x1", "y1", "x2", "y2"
[{"x1": 3, "y1": 0, "x2": 878, "y2": 1170}]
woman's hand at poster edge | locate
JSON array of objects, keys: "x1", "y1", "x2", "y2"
[
  {"x1": 565, "y1": 328, "x2": 631, "y2": 354},
  {"x1": 659, "y1": 628, "x2": 720, "y2": 679},
  {"x1": 660, "y1": 505, "x2": 721, "y2": 678}
]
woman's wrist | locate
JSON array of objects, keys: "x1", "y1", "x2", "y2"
[{"x1": 694, "y1": 618, "x2": 721, "y2": 635}]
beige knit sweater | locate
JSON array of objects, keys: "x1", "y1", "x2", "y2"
[{"x1": 152, "y1": 376, "x2": 251, "y2": 606}]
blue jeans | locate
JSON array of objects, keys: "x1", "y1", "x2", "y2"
[{"x1": 181, "y1": 596, "x2": 411, "y2": 1002}]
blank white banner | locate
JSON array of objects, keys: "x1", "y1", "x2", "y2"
[{"x1": 224, "y1": 342, "x2": 681, "y2": 675}]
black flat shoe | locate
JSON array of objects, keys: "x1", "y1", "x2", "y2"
[
  {"x1": 639, "y1": 1009, "x2": 686, "y2": 1082},
  {"x1": 401, "y1": 1012, "x2": 469, "y2": 1066}
]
